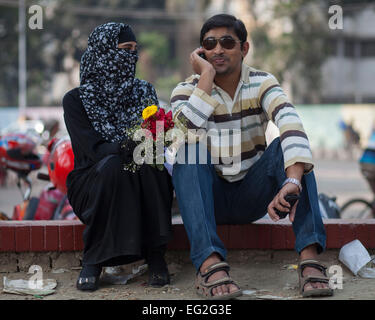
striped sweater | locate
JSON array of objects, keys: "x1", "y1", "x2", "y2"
[{"x1": 170, "y1": 63, "x2": 313, "y2": 182}]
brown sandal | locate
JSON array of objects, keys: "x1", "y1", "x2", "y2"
[
  {"x1": 298, "y1": 259, "x2": 334, "y2": 297},
  {"x1": 195, "y1": 261, "x2": 242, "y2": 300}
]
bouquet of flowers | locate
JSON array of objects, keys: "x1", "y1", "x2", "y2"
[{"x1": 122, "y1": 104, "x2": 175, "y2": 172}]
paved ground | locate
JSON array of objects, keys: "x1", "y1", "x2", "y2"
[
  {"x1": 1, "y1": 250, "x2": 375, "y2": 301},
  {"x1": 314, "y1": 159, "x2": 372, "y2": 211},
  {"x1": 1, "y1": 158, "x2": 375, "y2": 301}
]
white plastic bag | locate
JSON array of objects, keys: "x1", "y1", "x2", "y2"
[
  {"x1": 358, "y1": 256, "x2": 375, "y2": 278},
  {"x1": 339, "y1": 239, "x2": 372, "y2": 276}
]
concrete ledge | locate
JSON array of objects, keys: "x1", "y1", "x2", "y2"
[{"x1": 1, "y1": 219, "x2": 375, "y2": 253}]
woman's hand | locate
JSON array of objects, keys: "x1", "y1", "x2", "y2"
[{"x1": 120, "y1": 137, "x2": 138, "y2": 165}]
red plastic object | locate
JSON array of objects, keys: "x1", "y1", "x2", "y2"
[
  {"x1": 33, "y1": 188, "x2": 65, "y2": 220},
  {"x1": 0, "y1": 133, "x2": 42, "y2": 173},
  {"x1": 12, "y1": 201, "x2": 28, "y2": 220},
  {"x1": 47, "y1": 137, "x2": 74, "y2": 194}
]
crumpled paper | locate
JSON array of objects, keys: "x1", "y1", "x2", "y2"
[
  {"x1": 242, "y1": 290, "x2": 294, "y2": 300},
  {"x1": 3, "y1": 277, "x2": 57, "y2": 296}
]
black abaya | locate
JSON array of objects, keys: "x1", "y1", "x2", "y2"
[{"x1": 63, "y1": 88, "x2": 173, "y2": 267}]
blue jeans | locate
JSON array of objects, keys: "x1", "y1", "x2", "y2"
[{"x1": 172, "y1": 138, "x2": 326, "y2": 270}]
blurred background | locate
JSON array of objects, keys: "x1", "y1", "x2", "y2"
[{"x1": 1, "y1": 0, "x2": 375, "y2": 219}]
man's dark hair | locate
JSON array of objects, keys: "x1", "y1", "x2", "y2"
[{"x1": 200, "y1": 14, "x2": 248, "y2": 47}]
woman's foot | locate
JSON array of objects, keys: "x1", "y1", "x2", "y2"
[
  {"x1": 148, "y1": 269, "x2": 170, "y2": 287},
  {"x1": 76, "y1": 264, "x2": 102, "y2": 291},
  {"x1": 146, "y1": 245, "x2": 170, "y2": 287}
]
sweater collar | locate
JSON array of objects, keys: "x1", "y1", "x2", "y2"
[{"x1": 212, "y1": 62, "x2": 250, "y2": 90}]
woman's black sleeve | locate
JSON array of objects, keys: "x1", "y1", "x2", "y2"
[{"x1": 62, "y1": 90, "x2": 121, "y2": 163}]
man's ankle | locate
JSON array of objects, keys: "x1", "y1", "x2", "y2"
[
  {"x1": 300, "y1": 244, "x2": 319, "y2": 260},
  {"x1": 200, "y1": 253, "x2": 222, "y2": 273}
]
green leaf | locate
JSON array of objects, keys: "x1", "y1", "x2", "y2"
[{"x1": 156, "y1": 164, "x2": 165, "y2": 171}]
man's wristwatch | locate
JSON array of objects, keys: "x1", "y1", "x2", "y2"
[{"x1": 282, "y1": 177, "x2": 302, "y2": 192}]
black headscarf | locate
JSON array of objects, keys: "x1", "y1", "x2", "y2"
[{"x1": 79, "y1": 22, "x2": 158, "y2": 143}]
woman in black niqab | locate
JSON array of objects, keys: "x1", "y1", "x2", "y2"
[{"x1": 62, "y1": 22, "x2": 173, "y2": 291}]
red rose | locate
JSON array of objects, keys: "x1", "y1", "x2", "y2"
[
  {"x1": 140, "y1": 107, "x2": 174, "y2": 140},
  {"x1": 164, "y1": 110, "x2": 174, "y2": 129},
  {"x1": 156, "y1": 108, "x2": 165, "y2": 120}
]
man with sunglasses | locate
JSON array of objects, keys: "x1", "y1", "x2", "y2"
[{"x1": 170, "y1": 14, "x2": 332, "y2": 299}]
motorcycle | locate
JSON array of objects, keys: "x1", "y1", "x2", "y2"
[{"x1": 0, "y1": 130, "x2": 76, "y2": 221}]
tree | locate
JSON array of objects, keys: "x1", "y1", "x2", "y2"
[
  {"x1": 0, "y1": 7, "x2": 19, "y2": 106},
  {"x1": 0, "y1": 0, "x2": 175, "y2": 106},
  {"x1": 248, "y1": 0, "x2": 331, "y2": 104}
]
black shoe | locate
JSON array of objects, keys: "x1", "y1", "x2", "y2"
[
  {"x1": 146, "y1": 245, "x2": 170, "y2": 287},
  {"x1": 148, "y1": 270, "x2": 170, "y2": 287},
  {"x1": 76, "y1": 264, "x2": 102, "y2": 292},
  {"x1": 76, "y1": 275, "x2": 100, "y2": 291}
]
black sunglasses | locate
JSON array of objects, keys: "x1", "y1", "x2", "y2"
[{"x1": 202, "y1": 36, "x2": 242, "y2": 50}]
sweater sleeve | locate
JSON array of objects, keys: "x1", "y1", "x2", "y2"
[
  {"x1": 258, "y1": 73, "x2": 314, "y2": 173},
  {"x1": 170, "y1": 76, "x2": 220, "y2": 137},
  {"x1": 62, "y1": 89, "x2": 121, "y2": 164}
]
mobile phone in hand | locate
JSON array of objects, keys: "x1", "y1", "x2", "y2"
[
  {"x1": 274, "y1": 194, "x2": 300, "y2": 219},
  {"x1": 198, "y1": 52, "x2": 206, "y2": 60}
]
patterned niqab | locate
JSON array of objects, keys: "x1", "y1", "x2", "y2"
[{"x1": 79, "y1": 22, "x2": 158, "y2": 143}]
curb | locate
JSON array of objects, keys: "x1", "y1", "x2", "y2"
[{"x1": 1, "y1": 219, "x2": 375, "y2": 253}]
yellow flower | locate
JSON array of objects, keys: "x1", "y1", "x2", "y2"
[{"x1": 142, "y1": 105, "x2": 158, "y2": 120}]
